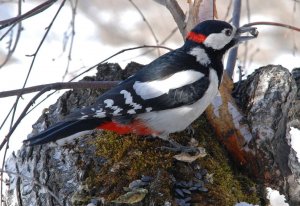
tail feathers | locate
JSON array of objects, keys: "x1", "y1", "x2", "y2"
[{"x1": 24, "y1": 118, "x2": 104, "y2": 146}]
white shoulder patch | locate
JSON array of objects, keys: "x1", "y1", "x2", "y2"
[
  {"x1": 188, "y1": 47, "x2": 210, "y2": 66},
  {"x1": 133, "y1": 70, "x2": 204, "y2": 100}
]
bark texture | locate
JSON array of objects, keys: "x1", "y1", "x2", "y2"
[{"x1": 234, "y1": 65, "x2": 300, "y2": 205}]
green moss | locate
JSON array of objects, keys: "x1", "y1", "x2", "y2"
[
  {"x1": 87, "y1": 131, "x2": 174, "y2": 201},
  {"x1": 74, "y1": 116, "x2": 261, "y2": 205},
  {"x1": 191, "y1": 117, "x2": 260, "y2": 205}
]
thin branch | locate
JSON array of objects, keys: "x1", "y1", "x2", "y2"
[
  {"x1": 0, "y1": 87, "x2": 52, "y2": 151},
  {"x1": 226, "y1": 0, "x2": 241, "y2": 78},
  {"x1": 69, "y1": 45, "x2": 173, "y2": 82},
  {"x1": 0, "y1": 0, "x2": 57, "y2": 30},
  {"x1": 242, "y1": 0, "x2": 251, "y2": 70},
  {"x1": 0, "y1": 169, "x2": 63, "y2": 205},
  {"x1": 8, "y1": 0, "x2": 67, "y2": 132},
  {"x1": 242, "y1": 21, "x2": 300, "y2": 32},
  {"x1": 223, "y1": 0, "x2": 232, "y2": 21},
  {"x1": 0, "y1": 81, "x2": 119, "y2": 98},
  {"x1": 292, "y1": 1, "x2": 298, "y2": 55},
  {"x1": 129, "y1": 0, "x2": 161, "y2": 56},
  {"x1": 0, "y1": 0, "x2": 23, "y2": 69},
  {"x1": 122, "y1": 26, "x2": 178, "y2": 62},
  {"x1": 154, "y1": 0, "x2": 185, "y2": 37},
  {"x1": 198, "y1": 0, "x2": 214, "y2": 22},
  {"x1": 62, "y1": 0, "x2": 78, "y2": 80}
]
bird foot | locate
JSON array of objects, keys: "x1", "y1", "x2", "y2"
[
  {"x1": 161, "y1": 139, "x2": 200, "y2": 154},
  {"x1": 185, "y1": 125, "x2": 195, "y2": 137}
]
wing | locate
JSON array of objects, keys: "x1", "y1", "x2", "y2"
[{"x1": 66, "y1": 49, "x2": 211, "y2": 121}]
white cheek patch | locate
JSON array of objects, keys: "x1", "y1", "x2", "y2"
[
  {"x1": 204, "y1": 27, "x2": 236, "y2": 50},
  {"x1": 188, "y1": 47, "x2": 211, "y2": 66},
  {"x1": 133, "y1": 70, "x2": 205, "y2": 100}
]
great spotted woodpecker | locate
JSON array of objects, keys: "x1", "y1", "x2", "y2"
[{"x1": 24, "y1": 20, "x2": 258, "y2": 148}]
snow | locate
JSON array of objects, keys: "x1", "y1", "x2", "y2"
[
  {"x1": 290, "y1": 127, "x2": 300, "y2": 162},
  {"x1": 267, "y1": 187, "x2": 289, "y2": 206}
]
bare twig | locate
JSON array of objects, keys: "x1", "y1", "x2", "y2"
[
  {"x1": 0, "y1": 0, "x2": 23, "y2": 68},
  {"x1": 242, "y1": 0, "x2": 251, "y2": 70},
  {"x1": 122, "y1": 26, "x2": 178, "y2": 61},
  {"x1": 9, "y1": 0, "x2": 67, "y2": 130},
  {"x1": 0, "y1": 87, "x2": 51, "y2": 151},
  {"x1": 0, "y1": 81, "x2": 119, "y2": 98},
  {"x1": 62, "y1": 0, "x2": 78, "y2": 80},
  {"x1": 223, "y1": 0, "x2": 232, "y2": 21},
  {"x1": 154, "y1": 0, "x2": 185, "y2": 37},
  {"x1": 292, "y1": 1, "x2": 298, "y2": 55},
  {"x1": 129, "y1": 0, "x2": 161, "y2": 56},
  {"x1": 0, "y1": 0, "x2": 57, "y2": 30},
  {"x1": 248, "y1": 48, "x2": 260, "y2": 68},
  {"x1": 185, "y1": 0, "x2": 201, "y2": 37},
  {"x1": 198, "y1": 0, "x2": 215, "y2": 22},
  {"x1": 226, "y1": 0, "x2": 241, "y2": 78},
  {"x1": 242, "y1": 21, "x2": 300, "y2": 32},
  {"x1": 70, "y1": 45, "x2": 173, "y2": 82},
  {"x1": 0, "y1": 169, "x2": 63, "y2": 205}
]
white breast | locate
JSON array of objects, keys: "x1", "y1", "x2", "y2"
[{"x1": 137, "y1": 68, "x2": 219, "y2": 139}]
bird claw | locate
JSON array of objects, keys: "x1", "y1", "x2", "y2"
[
  {"x1": 185, "y1": 125, "x2": 195, "y2": 137},
  {"x1": 160, "y1": 139, "x2": 199, "y2": 154}
]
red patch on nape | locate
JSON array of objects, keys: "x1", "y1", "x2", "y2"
[
  {"x1": 97, "y1": 121, "x2": 155, "y2": 136},
  {"x1": 186, "y1": 31, "x2": 207, "y2": 44}
]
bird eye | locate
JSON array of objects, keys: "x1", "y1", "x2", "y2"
[{"x1": 225, "y1": 29, "x2": 232, "y2": 36}]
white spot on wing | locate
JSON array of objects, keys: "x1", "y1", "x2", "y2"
[
  {"x1": 146, "y1": 107, "x2": 152, "y2": 112},
  {"x1": 104, "y1": 99, "x2": 114, "y2": 108},
  {"x1": 127, "y1": 109, "x2": 136, "y2": 114},
  {"x1": 188, "y1": 47, "x2": 210, "y2": 66},
  {"x1": 133, "y1": 70, "x2": 204, "y2": 100},
  {"x1": 120, "y1": 90, "x2": 142, "y2": 110},
  {"x1": 102, "y1": 99, "x2": 123, "y2": 116},
  {"x1": 204, "y1": 27, "x2": 237, "y2": 50},
  {"x1": 95, "y1": 108, "x2": 106, "y2": 118},
  {"x1": 113, "y1": 107, "x2": 123, "y2": 115}
]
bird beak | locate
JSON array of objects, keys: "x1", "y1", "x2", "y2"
[{"x1": 235, "y1": 26, "x2": 258, "y2": 43}]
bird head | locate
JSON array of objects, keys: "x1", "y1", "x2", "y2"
[{"x1": 185, "y1": 20, "x2": 258, "y2": 54}]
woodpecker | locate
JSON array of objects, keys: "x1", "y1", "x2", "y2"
[{"x1": 24, "y1": 20, "x2": 258, "y2": 148}]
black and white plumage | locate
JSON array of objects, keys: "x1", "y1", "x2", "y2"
[{"x1": 25, "y1": 20, "x2": 258, "y2": 146}]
